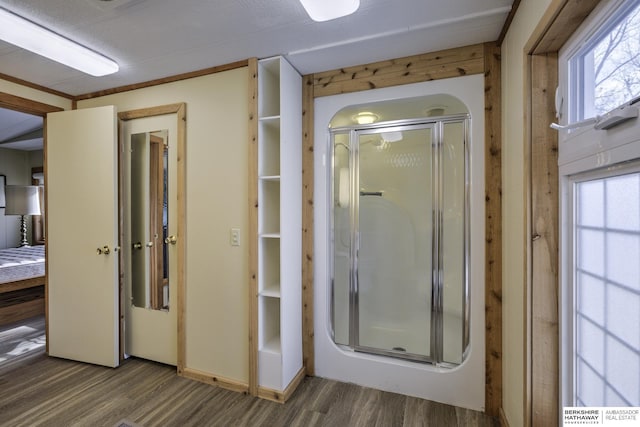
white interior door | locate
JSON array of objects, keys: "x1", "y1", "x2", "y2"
[
  {"x1": 122, "y1": 114, "x2": 178, "y2": 366},
  {"x1": 47, "y1": 106, "x2": 120, "y2": 368}
]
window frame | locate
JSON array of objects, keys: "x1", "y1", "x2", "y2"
[
  {"x1": 561, "y1": 0, "x2": 640, "y2": 126},
  {"x1": 561, "y1": 161, "x2": 640, "y2": 406},
  {"x1": 559, "y1": 0, "x2": 640, "y2": 409}
]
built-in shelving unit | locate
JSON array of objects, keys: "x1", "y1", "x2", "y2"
[{"x1": 257, "y1": 56, "x2": 303, "y2": 398}]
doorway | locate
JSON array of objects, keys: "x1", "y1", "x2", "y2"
[
  {"x1": 119, "y1": 104, "x2": 186, "y2": 368},
  {"x1": 45, "y1": 103, "x2": 185, "y2": 370},
  {"x1": 0, "y1": 99, "x2": 53, "y2": 363}
]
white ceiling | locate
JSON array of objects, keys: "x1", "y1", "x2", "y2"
[
  {"x1": 0, "y1": 108, "x2": 43, "y2": 151},
  {"x1": 0, "y1": 0, "x2": 513, "y2": 150},
  {"x1": 0, "y1": 0, "x2": 512, "y2": 96}
]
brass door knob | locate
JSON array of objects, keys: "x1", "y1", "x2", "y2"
[
  {"x1": 133, "y1": 242, "x2": 142, "y2": 250},
  {"x1": 164, "y1": 235, "x2": 177, "y2": 245},
  {"x1": 146, "y1": 241, "x2": 154, "y2": 248},
  {"x1": 97, "y1": 245, "x2": 110, "y2": 255}
]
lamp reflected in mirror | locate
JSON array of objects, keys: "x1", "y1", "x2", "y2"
[{"x1": 5, "y1": 185, "x2": 41, "y2": 247}]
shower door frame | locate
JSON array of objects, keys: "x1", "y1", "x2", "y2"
[{"x1": 329, "y1": 115, "x2": 471, "y2": 366}]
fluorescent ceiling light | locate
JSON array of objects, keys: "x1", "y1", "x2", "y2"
[
  {"x1": 299, "y1": 0, "x2": 360, "y2": 22},
  {"x1": 0, "y1": 7, "x2": 119, "y2": 76}
]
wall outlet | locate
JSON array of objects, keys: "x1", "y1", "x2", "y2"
[{"x1": 230, "y1": 228, "x2": 240, "y2": 246}]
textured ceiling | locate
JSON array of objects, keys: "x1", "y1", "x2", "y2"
[
  {"x1": 0, "y1": 0, "x2": 512, "y2": 150},
  {"x1": 0, "y1": 0, "x2": 512, "y2": 96}
]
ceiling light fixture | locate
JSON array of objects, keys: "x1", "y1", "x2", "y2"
[
  {"x1": 0, "y1": 7, "x2": 119, "y2": 76},
  {"x1": 299, "y1": 0, "x2": 360, "y2": 22},
  {"x1": 353, "y1": 112, "x2": 379, "y2": 125}
]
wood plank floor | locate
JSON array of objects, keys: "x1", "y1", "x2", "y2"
[
  {"x1": 0, "y1": 315, "x2": 46, "y2": 370},
  {"x1": 0, "y1": 318, "x2": 498, "y2": 427}
]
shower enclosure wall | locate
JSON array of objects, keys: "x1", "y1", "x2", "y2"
[
  {"x1": 314, "y1": 76, "x2": 485, "y2": 411},
  {"x1": 330, "y1": 117, "x2": 469, "y2": 366}
]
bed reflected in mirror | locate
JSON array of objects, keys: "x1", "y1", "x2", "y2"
[{"x1": 129, "y1": 130, "x2": 169, "y2": 310}]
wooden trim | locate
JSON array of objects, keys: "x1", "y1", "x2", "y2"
[
  {"x1": 524, "y1": 52, "x2": 534, "y2": 427},
  {"x1": 180, "y1": 367, "x2": 250, "y2": 394},
  {"x1": 0, "y1": 277, "x2": 45, "y2": 294},
  {"x1": 0, "y1": 296, "x2": 45, "y2": 327},
  {"x1": 301, "y1": 74, "x2": 315, "y2": 376},
  {"x1": 117, "y1": 111, "x2": 126, "y2": 362},
  {"x1": 283, "y1": 367, "x2": 306, "y2": 401},
  {"x1": 530, "y1": 53, "x2": 559, "y2": 427},
  {"x1": 44, "y1": 120, "x2": 49, "y2": 355},
  {"x1": 312, "y1": 44, "x2": 485, "y2": 98},
  {"x1": 500, "y1": 408, "x2": 511, "y2": 427},
  {"x1": 175, "y1": 103, "x2": 187, "y2": 374},
  {"x1": 247, "y1": 57, "x2": 259, "y2": 397},
  {"x1": 526, "y1": 0, "x2": 600, "y2": 54},
  {"x1": 522, "y1": 2, "x2": 598, "y2": 425},
  {"x1": 118, "y1": 102, "x2": 187, "y2": 373},
  {"x1": 0, "y1": 72, "x2": 73, "y2": 100},
  {"x1": 0, "y1": 92, "x2": 64, "y2": 116},
  {"x1": 118, "y1": 103, "x2": 185, "y2": 121},
  {"x1": 497, "y1": 0, "x2": 522, "y2": 47},
  {"x1": 484, "y1": 42, "x2": 503, "y2": 417},
  {"x1": 75, "y1": 60, "x2": 249, "y2": 101},
  {"x1": 257, "y1": 387, "x2": 285, "y2": 403},
  {"x1": 257, "y1": 367, "x2": 306, "y2": 403}
]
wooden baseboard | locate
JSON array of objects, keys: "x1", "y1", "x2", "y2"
[
  {"x1": 0, "y1": 297, "x2": 45, "y2": 326},
  {"x1": 500, "y1": 408, "x2": 510, "y2": 427},
  {"x1": 257, "y1": 367, "x2": 307, "y2": 403},
  {"x1": 180, "y1": 367, "x2": 249, "y2": 394}
]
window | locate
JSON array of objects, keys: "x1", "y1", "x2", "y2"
[
  {"x1": 568, "y1": 0, "x2": 640, "y2": 122},
  {"x1": 560, "y1": 0, "x2": 640, "y2": 409},
  {"x1": 570, "y1": 168, "x2": 640, "y2": 406}
]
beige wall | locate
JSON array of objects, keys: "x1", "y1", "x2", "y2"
[
  {"x1": 501, "y1": 1, "x2": 552, "y2": 425},
  {"x1": 0, "y1": 79, "x2": 72, "y2": 111},
  {"x1": 78, "y1": 68, "x2": 250, "y2": 383},
  {"x1": 29, "y1": 150, "x2": 43, "y2": 170}
]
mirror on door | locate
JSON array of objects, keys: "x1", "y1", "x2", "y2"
[{"x1": 129, "y1": 130, "x2": 170, "y2": 310}]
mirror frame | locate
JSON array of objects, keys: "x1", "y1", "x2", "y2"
[{"x1": 118, "y1": 103, "x2": 186, "y2": 372}]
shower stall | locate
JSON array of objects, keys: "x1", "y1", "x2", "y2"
[{"x1": 329, "y1": 98, "x2": 469, "y2": 366}]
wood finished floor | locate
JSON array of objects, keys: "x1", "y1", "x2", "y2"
[{"x1": 0, "y1": 319, "x2": 498, "y2": 427}]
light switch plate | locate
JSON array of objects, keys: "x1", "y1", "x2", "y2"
[{"x1": 230, "y1": 228, "x2": 240, "y2": 246}]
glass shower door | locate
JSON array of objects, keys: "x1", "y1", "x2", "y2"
[
  {"x1": 355, "y1": 126, "x2": 433, "y2": 360},
  {"x1": 330, "y1": 115, "x2": 469, "y2": 366}
]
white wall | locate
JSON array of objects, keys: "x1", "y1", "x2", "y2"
[
  {"x1": 78, "y1": 68, "x2": 250, "y2": 383},
  {"x1": 314, "y1": 75, "x2": 486, "y2": 411},
  {"x1": 501, "y1": 1, "x2": 552, "y2": 425}
]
